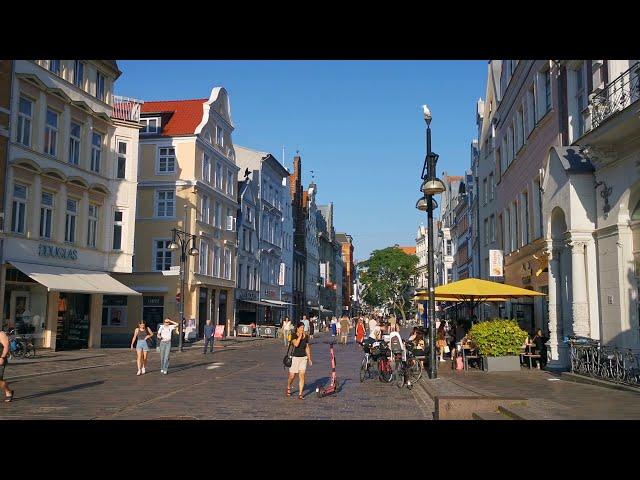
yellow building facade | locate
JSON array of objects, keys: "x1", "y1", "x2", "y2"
[{"x1": 113, "y1": 87, "x2": 239, "y2": 345}]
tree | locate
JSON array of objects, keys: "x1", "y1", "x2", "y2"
[{"x1": 359, "y1": 246, "x2": 418, "y2": 323}]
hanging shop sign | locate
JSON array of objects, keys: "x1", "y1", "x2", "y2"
[{"x1": 489, "y1": 249, "x2": 503, "y2": 277}]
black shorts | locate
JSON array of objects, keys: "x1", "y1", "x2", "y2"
[{"x1": 0, "y1": 362, "x2": 5, "y2": 380}]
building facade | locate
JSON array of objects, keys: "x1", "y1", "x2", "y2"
[
  {"x1": 317, "y1": 203, "x2": 338, "y2": 317},
  {"x1": 336, "y1": 232, "x2": 354, "y2": 314},
  {"x1": 289, "y1": 155, "x2": 306, "y2": 321},
  {"x1": 281, "y1": 173, "x2": 294, "y2": 320},
  {"x1": 0, "y1": 60, "x2": 13, "y2": 325},
  {"x1": 115, "y1": 87, "x2": 239, "y2": 343},
  {"x1": 437, "y1": 174, "x2": 462, "y2": 285},
  {"x1": 3, "y1": 60, "x2": 141, "y2": 350},
  {"x1": 542, "y1": 60, "x2": 640, "y2": 366},
  {"x1": 235, "y1": 145, "x2": 291, "y2": 324},
  {"x1": 304, "y1": 183, "x2": 320, "y2": 316},
  {"x1": 235, "y1": 173, "x2": 260, "y2": 324}
]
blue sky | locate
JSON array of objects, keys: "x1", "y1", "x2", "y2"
[{"x1": 116, "y1": 60, "x2": 488, "y2": 261}]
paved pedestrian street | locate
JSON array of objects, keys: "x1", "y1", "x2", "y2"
[{"x1": 0, "y1": 332, "x2": 432, "y2": 420}]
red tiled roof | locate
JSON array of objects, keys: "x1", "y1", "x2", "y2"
[
  {"x1": 141, "y1": 99, "x2": 207, "y2": 136},
  {"x1": 398, "y1": 246, "x2": 416, "y2": 256}
]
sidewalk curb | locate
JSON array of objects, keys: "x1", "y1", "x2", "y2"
[{"x1": 559, "y1": 372, "x2": 640, "y2": 394}]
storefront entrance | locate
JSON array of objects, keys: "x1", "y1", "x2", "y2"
[
  {"x1": 512, "y1": 302, "x2": 534, "y2": 336},
  {"x1": 56, "y1": 292, "x2": 91, "y2": 351},
  {"x1": 218, "y1": 290, "x2": 227, "y2": 326},
  {"x1": 143, "y1": 296, "x2": 164, "y2": 331}
]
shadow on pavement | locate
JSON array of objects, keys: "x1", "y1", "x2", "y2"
[{"x1": 13, "y1": 381, "x2": 105, "y2": 402}]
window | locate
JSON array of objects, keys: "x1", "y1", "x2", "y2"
[
  {"x1": 198, "y1": 194, "x2": 209, "y2": 223},
  {"x1": 113, "y1": 211, "x2": 123, "y2": 250},
  {"x1": 496, "y1": 148, "x2": 502, "y2": 182},
  {"x1": 140, "y1": 118, "x2": 160, "y2": 134},
  {"x1": 65, "y1": 198, "x2": 78, "y2": 243},
  {"x1": 40, "y1": 192, "x2": 54, "y2": 239},
  {"x1": 226, "y1": 207, "x2": 234, "y2": 231},
  {"x1": 48, "y1": 60, "x2": 60, "y2": 75},
  {"x1": 508, "y1": 125, "x2": 515, "y2": 164},
  {"x1": 157, "y1": 147, "x2": 176, "y2": 174},
  {"x1": 117, "y1": 141, "x2": 127, "y2": 179},
  {"x1": 91, "y1": 132, "x2": 102, "y2": 173},
  {"x1": 504, "y1": 209, "x2": 511, "y2": 254},
  {"x1": 521, "y1": 191, "x2": 529, "y2": 246},
  {"x1": 574, "y1": 62, "x2": 587, "y2": 138},
  {"x1": 215, "y1": 202, "x2": 222, "y2": 228},
  {"x1": 484, "y1": 218, "x2": 489, "y2": 245},
  {"x1": 526, "y1": 84, "x2": 536, "y2": 135},
  {"x1": 483, "y1": 178, "x2": 488, "y2": 205},
  {"x1": 73, "y1": 61, "x2": 84, "y2": 89},
  {"x1": 490, "y1": 215, "x2": 496, "y2": 243},
  {"x1": 156, "y1": 190, "x2": 175, "y2": 217},
  {"x1": 246, "y1": 264, "x2": 251, "y2": 290},
  {"x1": 227, "y1": 170, "x2": 234, "y2": 196},
  {"x1": 202, "y1": 154, "x2": 211, "y2": 182},
  {"x1": 87, "y1": 204, "x2": 98, "y2": 247},
  {"x1": 516, "y1": 107, "x2": 524, "y2": 151},
  {"x1": 96, "y1": 71, "x2": 106, "y2": 101},
  {"x1": 537, "y1": 67, "x2": 552, "y2": 120},
  {"x1": 205, "y1": 130, "x2": 212, "y2": 144},
  {"x1": 215, "y1": 163, "x2": 222, "y2": 189},
  {"x1": 11, "y1": 184, "x2": 27, "y2": 234},
  {"x1": 216, "y1": 125, "x2": 223, "y2": 146},
  {"x1": 446, "y1": 239, "x2": 452, "y2": 256},
  {"x1": 511, "y1": 202, "x2": 518, "y2": 252},
  {"x1": 17, "y1": 97, "x2": 32, "y2": 146},
  {"x1": 199, "y1": 239, "x2": 209, "y2": 275},
  {"x1": 44, "y1": 109, "x2": 58, "y2": 157},
  {"x1": 69, "y1": 122, "x2": 81, "y2": 165},
  {"x1": 533, "y1": 179, "x2": 542, "y2": 239},
  {"x1": 489, "y1": 173, "x2": 495, "y2": 200},
  {"x1": 154, "y1": 240, "x2": 172, "y2": 271},
  {"x1": 102, "y1": 296, "x2": 128, "y2": 327},
  {"x1": 222, "y1": 167, "x2": 228, "y2": 194},
  {"x1": 214, "y1": 246, "x2": 221, "y2": 277},
  {"x1": 544, "y1": 69, "x2": 552, "y2": 113}
]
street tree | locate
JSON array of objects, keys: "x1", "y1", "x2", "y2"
[{"x1": 359, "y1": 246, "x2": 418, "y2": 323}]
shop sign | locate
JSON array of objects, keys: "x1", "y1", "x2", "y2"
[
  {"x1": 38, "y1": 244, "x2": 78, "y2": 261},
  {"x1": 143, "y1": 296, "x2": 164, "y2": 307},
  {"x1": 489, "y1": 249, "x2": 503, "y2": 277},
  {"x1": 238, "y1": 290, "x2": 258, "y2": 301}
]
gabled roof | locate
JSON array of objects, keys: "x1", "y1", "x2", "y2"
[
  {"x1": 398, "y1": 246, "x2": 416, "y2": 256},
  {"x1": 141, "y1": 98, "x2": 207, "y2": 136}
]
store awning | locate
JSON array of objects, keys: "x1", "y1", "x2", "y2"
[
  {"x1": 242, "y1": 299, "x2": 275, "y2": 307},
  {"x1": 260, "y1": 299, "x2": 289, "y2": 309},
  {"x1": 10, "y1": 261, "x2": 141, "y2": 296}
]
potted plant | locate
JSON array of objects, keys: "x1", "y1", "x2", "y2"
[{"x1": 467, "y1": 319, "x2": 528, "y2": 372}]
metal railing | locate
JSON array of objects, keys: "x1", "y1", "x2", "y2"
[
  {"x1": 568, "y1": 336, "x2": 640, "y2": 387},
  {"x1": 111, "y1": 95, "x2": 144, "y2": 122},
  {"x1": 589, "y1": 63, "x2": 640, "y2": 130}
]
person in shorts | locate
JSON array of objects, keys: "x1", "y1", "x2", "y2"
[
  {"x1": 286, "y1": 322, "x2": 313, "y2": 400},
  {"x1": 130, "y1": 321, "x2": 154, "y2": 375},
  {"x1": 0, "y1": 330, "x2": 13, "y2": 402}
]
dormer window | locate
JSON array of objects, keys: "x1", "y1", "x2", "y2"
[
  {"x1": 216, "y1": 125, "x2": 224, "y2": 147},
  {"x1": 141, "y1": 117, "x2": 161, "y2": 134}
]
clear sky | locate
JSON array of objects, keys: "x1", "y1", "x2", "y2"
[{"x1": 116, "y1": 60, "x2": 488, "y2": 261}]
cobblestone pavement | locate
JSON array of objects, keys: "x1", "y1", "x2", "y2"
[
  {"x1": 423, "y1": 359, "x2": 640, "y2": 419},
  {"x1": 0, "y1": 332, "x2": 432, "y2": 420}
]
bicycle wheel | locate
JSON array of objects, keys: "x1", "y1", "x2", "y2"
[
  {"x1": 12, "y1": 342, "x2": 25, "y2": 359},
  {"x1": 395, "y1": 361, "x2": 405, "y2": 389},
  {"x1": 25, "y1": 344, "x2": 36, "y2": 358},
  {"x1": 360, "y1": 356, "x2": 368, "y2": 383},
  {"x1": 378, "y1": 358, "x2": 393, "y2": 383},
  {"x1": 409, "y1": 358, "x2": 423, "y2": 383}
]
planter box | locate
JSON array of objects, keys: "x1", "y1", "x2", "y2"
[{"x1": 483, "y1": 355, "x2": 521, "y2": 372}]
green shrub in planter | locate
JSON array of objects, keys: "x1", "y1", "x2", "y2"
[{"x1": 468, "y1": 319, "x2": 527, "y2": 357}]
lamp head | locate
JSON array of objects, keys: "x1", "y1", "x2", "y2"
[
  {"x1": 421, "y1": 178, "x2": 446, "y2": 196},
  {"x1": 188, "y1": 246, "x2": 199, "y2": 256},
  {"x1": 422, "y1": 104, "x2": 432, "y2": 125},
  {"x1": 167, "y1": 241, "x2": 179, "y2": 251}
]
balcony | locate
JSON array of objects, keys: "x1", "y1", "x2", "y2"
[
  {"x1": 589, "y1": 63, "x2": 640, "y2": 131},
  {"x1": 111, "y1": 95, "x2": 143, "y2": 122}
]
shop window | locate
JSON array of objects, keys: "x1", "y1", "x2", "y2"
[{"x1": 102, "y1": 295, "x2": 128, "y2": 327}]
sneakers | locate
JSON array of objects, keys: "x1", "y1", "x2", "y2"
[
  {"x1": 136, "y1": 369, "x2": 141, "y2": 376},
  {"x1": 141, "y1": 367, "x2": 146, "y2": 374},
  {"x1": 161, "y1": 370, "x2": 167, "y2": 374}
]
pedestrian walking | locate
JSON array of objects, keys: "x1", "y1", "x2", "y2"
[
  {"x1": 282, "y1": 317, "x2": 293, "y2": 346},
  {"x1": 340, "y1": 315, "x2": 350, "y2": 345},
  {"x1": 355, "y1": 317, "x2": 366, "y2": 344},
  {"x1": 286, "y1": 322, "x2": 313, "y2": 400},
  {"x1": 437, "y1": 323, "x2": 447, "y2": 362},
  {"x1": 203, "y1": 319, "x2": 215, "y2": 354},
  {"x1": 532, "y1": 328, "x2": 549, "y2": 369},
  {"x1": 0, "y1": 330, "x2": 14, "y2": 402},
  {"x1": 130, "y1": 321, "x2": 154, "y2": 375},
  {"x1": 301, "y1": 315, "x2": 310, "y2": 335},
  {"x1": 330, "y1": 317, "x2": 338, "y2": 338},
  {"x1": 309, "y1": 317, "x2": 315, "y2": 339},
  {"x1": 156, "y1": 318, "x2": 178, "y2": 374}
]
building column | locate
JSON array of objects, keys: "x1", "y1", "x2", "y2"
[
  {"x1": 88, "y1": 293, "x2": 102, "y2": 348},
  {"x1": 30, "y1": 174, "x2": 42, "y2": 237},
  {"x1": 568, "y1": 238, "x2": 590, "y2": 337},
  {"x1": 546, "y1": 244, "x2": 566, "y2": 367},
  {"x1": 225, "y1": 289, "x2": 235, "y2": 336}
]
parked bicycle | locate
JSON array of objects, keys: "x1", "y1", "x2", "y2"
[
  {"x1": 359, "y1": 337, "x2": 393, "y2": 383},
  {"x1": 8, "y1": 329, "x2": 36, "y2": 359},
  {"x1": 393, "y1": 340, "x2": 423, "y2": 390},
  {"x1": 568, "y1": 336, "x2": 639, "y2": 386}
]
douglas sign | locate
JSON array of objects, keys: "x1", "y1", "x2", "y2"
[{"x1": 38, "y1": 244, "x2": 78, "y2": 261}]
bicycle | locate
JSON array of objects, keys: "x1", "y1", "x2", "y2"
[
  {"x1": 394, "y1": 342, "x2": 423, "y2": 389},
  {"x1": 8, "y1": 330, "x2": 36, "y2": 359}
]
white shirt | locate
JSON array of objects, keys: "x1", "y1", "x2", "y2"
[
  {"x1": 158, "y1": 324, "x2": 177, "y2": 343},
  {"x1": 369, "y1": 325, "x2": 381, "y2": 340}
]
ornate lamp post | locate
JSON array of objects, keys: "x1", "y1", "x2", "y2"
[
  {"x1": 416, "y1": 104, "x2": 445, "y2": 379},
  {"x1": 168, "y1": 215, "x2": 199, "y2": 352}
]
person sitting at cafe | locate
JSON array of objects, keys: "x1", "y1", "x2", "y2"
[{"x1": 531, "y1": 328, "x2": 549, "y2": 369}]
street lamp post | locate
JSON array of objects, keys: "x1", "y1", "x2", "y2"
[
  {"x1": 168, "y1": 219, "x2": 199, "y2": 352},
  {"x1": 416, "y1": 104, "x2": 445, "y2": 379}
]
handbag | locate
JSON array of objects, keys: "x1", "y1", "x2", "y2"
[
  {"x1": 283, "y1": 342, "x2": 294, "y2": 368},
  {"x1": 444, "y1": 345, "x2": 450, "y2": 354}
]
